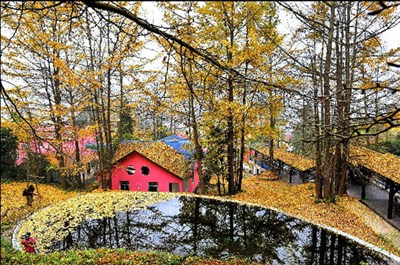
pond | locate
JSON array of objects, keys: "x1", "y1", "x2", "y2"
[{"x1": 45, "y1": 195, "x2": 395, "y2": 264}]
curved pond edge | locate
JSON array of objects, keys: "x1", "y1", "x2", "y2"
[
  {"x1": 207, "y1": 194, "x2": 400, "y2": 264},
  {"x1": 12, "y1": 193, "x2": 96, "y2": 251},
  {"x1": 13, "y1": 192, "x2": 400, "y2": 263}
]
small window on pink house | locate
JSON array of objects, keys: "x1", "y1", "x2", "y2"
[
  {"x1": 126, "y1": 166, "x2": 135, "y2": 175},
  {"x1": 169, "y1": 183, "x2": 180, "y2": 192},
  {"x1": 148, "y1": 182, "x2": 158, "y2": 192},
  {"x1": 141, "y1": 166, "x2": 150, "y2": 175},
  {"x1": 120, "y1": 181, "x2": 130, "y2": 190}
]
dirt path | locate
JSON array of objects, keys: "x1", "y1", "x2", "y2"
[{"x1": 350, "y1": 200, "x2": 400, "y2": 250}]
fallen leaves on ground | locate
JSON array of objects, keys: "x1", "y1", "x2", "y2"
[{"x1": 1, "y1": 182, "x2": 83, "y2": 230}]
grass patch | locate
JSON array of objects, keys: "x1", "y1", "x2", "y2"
[{"x1": 1, "y1": 236, "x2": 259, "y2": 265}]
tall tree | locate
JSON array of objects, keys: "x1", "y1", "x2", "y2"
[
  {"x1": 195, "y1": 1, "x2": 281, "y2": 194},
  {"x1": 1, "y1": 2, "x2": 84, "y2": 188},
  {"x1": 279, "y1": 1, "x2": 400, "y2": 200}
]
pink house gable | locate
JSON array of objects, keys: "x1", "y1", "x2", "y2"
[{"x1": 111, "y1": 151, "x2": 199, "y2": 193}]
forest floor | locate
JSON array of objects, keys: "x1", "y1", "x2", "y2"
[{"x1": 229, "y1": 172, "x2": 400, "y2": 257}]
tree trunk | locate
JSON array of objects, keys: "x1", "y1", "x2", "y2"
[
  {"x1": 105, "y1": 15, "x2": 113, "y2": 189},
  {"x1": 227, "y1": 3, "x2": 235, "y2": 195},
  {"x1": 72, "y1": 111, "x2": 83, "y2": 188},
  {"x1": 86, "y1": 9, "x2": 106, "y2": 189},
  {"x1": 333, "y1": 21, "x2": 344, "y2": 198},
  {"x1": 269, "y1": 90, "x2": 275, "y2": 173},
  {"x1": 238, "y1": 59, "x2": 250, "y2": 192},
  {"x1": 312, "y1": 40, "x2": 323, "y2": 200},
  {"x1": 322, "y1": 2, "x2": 336, "y2": 201},
  {"x1": 338, "y1": 2, "x2": 354, "y2": 196},
  {"x1": 178, "y1": 43, "x2": 205, "y2": 194},
  {"x1": 190, "y1": 93, "x2": 205, "y2": 194},
  {"x1": 53, "y1": 52, "x2": 66, "y2": 189}
]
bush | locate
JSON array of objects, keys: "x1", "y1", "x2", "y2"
[
  {"x1": 0, "y1": 127, "x2": 18, "y2": 179},
  {"x1": 368, "y1": 133, "x2": 400, "y2": 156},
  {"x1": 384, "y1": 134, "x2": 400, "y2": 156},
  {"x1": 16, "y1": 153, "x2": 52, "y2": 182},
  {"x1": 0, "y1": 238, "x2": 258, "y2": 265}
]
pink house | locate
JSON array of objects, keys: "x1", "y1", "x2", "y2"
[{"x1": 111, "y1": 136, "x2": 199, "y2": 193}]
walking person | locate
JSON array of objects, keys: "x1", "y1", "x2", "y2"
[{"x1": 23, "y1": 184, "x2": 36, "y2": 206}]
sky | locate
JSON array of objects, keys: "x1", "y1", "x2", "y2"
[{"x1": 380, "y1": 23, "x2": 400, "y2": 50}]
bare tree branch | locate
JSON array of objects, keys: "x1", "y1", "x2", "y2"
[
  {"x1": 1, "y1": 81, "x2": 58, "y2": 151},
  {"x1": 79, "y1": 1, "x2": 292, "y2": 92}
]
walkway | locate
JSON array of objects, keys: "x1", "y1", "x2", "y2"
[
  {"x1": 347, "y1": 183, "x2": 400, "y2": 231},
  {"x1": 279, "y1": 170, "x2": 311, "y2": 184}
]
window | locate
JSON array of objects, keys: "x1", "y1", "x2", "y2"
[
  {"x1": 141, "y1": 166, "x2": 150, "y2": 175},
  {"x1": 148, "y1": 182, "x2": 158, "y2": 192},
  {"x1": 120, "y1": 181, "x2": 130, "y2": 191},
  {"x1": 126, "y1": 165, "x2": 135, "y2": 175},
  {"x1": 169, "y1": 183, "x2": 180, "y2": 192}
]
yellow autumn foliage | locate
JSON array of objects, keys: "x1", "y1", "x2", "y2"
[{"x1": 350, "y1": 146, "x2": 400, "y2": 184}]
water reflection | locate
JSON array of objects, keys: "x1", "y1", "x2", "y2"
[{"x1": 48, "y1": 196, "x2": 390, "y2": 264}]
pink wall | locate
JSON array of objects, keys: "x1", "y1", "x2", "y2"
[
  {"x1": 186, "y1": 162, "x2": 200, "y2": 192},
  {"x1": 112, "y1": 152, "x2": 181, "y2": 192},
  {"x1": 16, "y1": 137, "x2": 97, "y2": 165},
  {"x1": 111, "y1": 152, "x2": 199, "y2": 193}
]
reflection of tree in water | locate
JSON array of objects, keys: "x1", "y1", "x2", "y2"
[
  {"x1": 45, "y1": 196, "x2": 390, "y2": 264},
  {"x1": 175, "y1": 196, "x2": 297, "y2": 263},
  {"x1": 76, "y1": 208, "x2": 176, "y2": 253},
  {"x1": 301, "y1": 226, "x2": 390, "y2": 265}
]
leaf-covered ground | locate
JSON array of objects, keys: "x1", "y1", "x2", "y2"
[
  {"x1": 1, "y1": 182, "x2": 84, "y2": 232},
  {"x1": 229, "y1": 173, "x2": 400, "y2": 256}
]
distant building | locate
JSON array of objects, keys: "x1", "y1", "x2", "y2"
[
  {"x1": 16, "y1": 123, "x2": 98, "y2": 182},
  {"x1": 111, "y1": 135, "x2": 199, "y2": 193},
  {"x1": 16, "y1": 136, "x2": 97, "y2": 167}
]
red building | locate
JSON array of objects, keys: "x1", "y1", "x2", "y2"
[{"x1": 111, "y1": 136, "x2": 199, "y2": 193}]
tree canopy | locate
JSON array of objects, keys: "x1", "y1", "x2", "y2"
[{"x1": 1, "y1": 1, "x2": 399, "y2": 197}]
